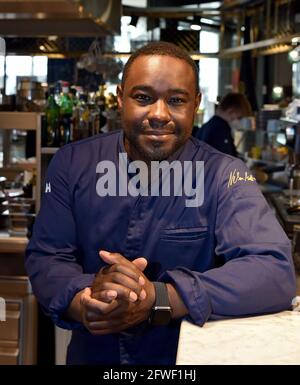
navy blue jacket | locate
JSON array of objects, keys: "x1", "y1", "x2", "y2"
[
  {"x1": 196, "y1": 115, "x2": 238, "y2": 157},
  {"x1": 25, "y1": 131, "x2": 296, "y2": 364}
]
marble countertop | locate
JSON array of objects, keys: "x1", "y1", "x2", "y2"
[{"x1": 176, "y1": 311, "x2": 300, "y2": 365}]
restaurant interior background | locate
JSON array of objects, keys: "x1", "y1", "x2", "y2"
[{"x1": 0, "y1": 0, "x2": 300, "y2": 365}]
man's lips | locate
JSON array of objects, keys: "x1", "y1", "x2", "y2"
[{"x1": 142, "y1": 130, "x2": 175, "y2": 136}]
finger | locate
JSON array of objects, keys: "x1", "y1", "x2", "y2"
[
  {"x1": 93, "y1": 289, "x2": 118, "y2": 303},
  {"x1": 85, "y1": 304, "x2": 117, "y2": 322},
  {"x1": 99, "y1": 250, "x2": 124, "y2": 265},
  {"x1": 99, "y1": 250, "x2": 145, "y2": 273},
  {"x1": 95, "y1": 282, "x2": 139, "y2": 302},
  {"x1": 97, "y1": 302, "x2": 130, "y2": 319},
  {"x1": 92, "y1": 271, "x2": 143, "y2": 298},
  {"x1": 132, "y1": 257, "x2": 148, "y2": 272},
  {"x1": 96, "y1": 272, "x2": 147, "y2": 301},
  {"x1": 108, "y1": 271, "x2": 144, "y2": 294},
  {"x1": 99, "y1": 251, "x2": 148, "y2": 286},
  {"x1": 103, "y1": 264, "x2": 144, "y2": 285},
  {"x1": 82, "y1": 287, "x2": 92, "y2": 297},
  {"x1": 81, "y1": 291, "x2": 117, "y2": 314},
  {"x1": 84, "y1": 300, "x2": 119, "y2": 321},
  {"x1": 92, "y1": 279, "x2": 145, "y2": 302}
]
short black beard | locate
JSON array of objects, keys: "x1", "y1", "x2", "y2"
[{"x1": 124, "y1": 131, "x2": 183, "y2": 162}]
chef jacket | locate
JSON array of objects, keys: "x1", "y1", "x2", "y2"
[{"x1": 25, "y1": 131, "x2": 296, "y2": 364}]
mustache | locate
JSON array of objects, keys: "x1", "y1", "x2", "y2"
[{"x1": 140, "y1": 120, "x2": 176, "y2": 134}]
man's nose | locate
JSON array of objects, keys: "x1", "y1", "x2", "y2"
[{"x1": 148, "y1": 100, "x2": 171, "y2": 126}]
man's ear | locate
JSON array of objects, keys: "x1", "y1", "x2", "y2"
[
  {"x1": 194, "y1": 93, "x2": 201, "y2": 113},
  {"x1": 117, "y1": 85, "x2": 123, "y2": 110}
]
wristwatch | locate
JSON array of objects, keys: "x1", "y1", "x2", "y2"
[{"x1": 148, "y1": 282, "x2": 172, "y2": 326}]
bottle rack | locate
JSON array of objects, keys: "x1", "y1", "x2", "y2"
[
  {"x1": 0, "y1": 111, "x2": 42, "y2": 252},
  {"x1": 0, "y1": 112, "x2": 41, "y2": 364}
]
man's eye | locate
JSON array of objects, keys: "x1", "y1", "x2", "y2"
[
  {"x1": 134, "y1": 94, "x2": 151, "y2": 102},
  {"x1": 169, "y1": 97, "x2": 184, "y2": 105}
]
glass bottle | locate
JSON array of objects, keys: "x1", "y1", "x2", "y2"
[
  {"x1": 57, "y1": 82, "x2": 74, "y2": 146},
  {"x1": 45, "y1": 87, "x2": 59, "y2": 147},
  {"x1": 95, "y1": 84, "x2": 107, "y2": 133}
]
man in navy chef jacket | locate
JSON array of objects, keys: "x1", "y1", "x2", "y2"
[{"x1": 25, "y1": 42, "x2": 296, "y2": 365}]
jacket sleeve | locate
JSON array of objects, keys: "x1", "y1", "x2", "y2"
[
  {"x1": 161, "y1": 158, "x2": 297, "y2": 326},
  {"x1": 25, "y1": 147, "x2": 95, "y2": 330}
]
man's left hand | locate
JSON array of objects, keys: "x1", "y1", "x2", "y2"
[
  {"x1": 86, "y1": 293, "x2": 154, "y2": 335},
  {"x1": 88, "y1": 251, "x2": 155, "y2": 334}
]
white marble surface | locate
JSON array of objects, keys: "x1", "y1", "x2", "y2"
[
  {"x1": 176, "y1": 311, "x2": 300, "y2": 365},
  {"x1": 55, "y1": 327, "x2": 71, "y2": 365}
]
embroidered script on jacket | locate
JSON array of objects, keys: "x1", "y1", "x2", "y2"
[{"x1": 227, "y1": 169, "x2": 256, "y2": 188}]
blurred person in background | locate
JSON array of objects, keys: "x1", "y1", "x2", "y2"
[{"x1": 196, "y1": 92, "x2": 252, "y2": 157}]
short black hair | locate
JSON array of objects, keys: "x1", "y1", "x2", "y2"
[{"x1": 121, "y1": 41, "x2": 200, "y2": 95}]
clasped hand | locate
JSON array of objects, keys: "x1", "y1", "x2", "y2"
[{"x1": 80, "y1": 250, "x2": 155, "y2": 335}]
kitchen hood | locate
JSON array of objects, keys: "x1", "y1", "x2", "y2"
[{"x1": 0, "y1": 0, "x2": 121, "y2": 37}]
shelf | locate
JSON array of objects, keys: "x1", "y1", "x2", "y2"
[
  {"x1": 0, "y1": 112, "x2": 42, "y2": 131},
  {"x1": 0, "y1": 111, "x2": 42, "y2": 213},
  {"x1": 41, "y1": 147, "x2": 59, "y2": 154},
  {"x1": 13, "y1": 161, "x2": 36, "y2": 171},
  {"x1": 0, "y1": 233, "x2": 28, "y2": 253}
]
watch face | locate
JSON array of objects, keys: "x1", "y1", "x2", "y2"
[{"x1": 150, "y1": 307, "x2": 172, "y2": 326}]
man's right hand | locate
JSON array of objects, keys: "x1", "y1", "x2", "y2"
[
  {"x1": 91, "y1": 251, "x2": 148, "y2": 303},
  {"x1": 80, "y1": 287, "x2": 120, "y2": 333},
  {"x1": 65, "y1": 287, "x2": 118, "y2": 326}
]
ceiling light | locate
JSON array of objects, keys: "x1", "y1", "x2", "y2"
[
  {"x1": 272, "y1": 86, "x2": 283, "y2": 100},
  {"x1": 273, "y1": 86, "x2": 283, "y2": 95},
  {"x1": 48, "y1": 36, "x2": 58, "y2": 42},
  {"x1": 36, "y1": 12, "x2": 46, "y2": 19},
  {"x1": 200, "y1": 18, "x2": 214, "y2": 25},
  {"x1": 190, "y1": 24, "x2": 201, "y2": 31}
]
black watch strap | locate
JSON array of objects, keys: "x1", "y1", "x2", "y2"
[
  {"x1": 153, "y1": 282, "x2": 169, "y2": 307},
  {"x1": 148, "y1": 282, "x2": 172, "y2": 326}
]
